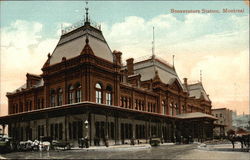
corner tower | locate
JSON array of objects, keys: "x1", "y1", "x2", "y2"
[{"x1": 47, "y1": 5, "x2": 113, "y2": 66}]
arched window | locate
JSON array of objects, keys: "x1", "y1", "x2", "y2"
[
  {"x1": 57, "y1": 88, "x2": 63, "y2": 106},
  {"x1": 20, "y1": 102, "x2": 23, "y2": 112},
  {"x1": 128, "y1": 98, "x2": 130, "y2": 109},
  {"x1": 15, "y1": 104, "x2": 18, "y2": 113},
  {"x1": 124, "y1": 97, "x2": 127, "y2": 108},
  {"x1": 95, "y1": 83, "x2": 102, "y2": 104},
  {"x1": 138, "y1": 101, "x2": 141, "y2": 110},
  {"x1": 182, "y1": 105, "x2": 185, "y2": 114},
  {"x1": 175, "y1": 104, "x2": 179, "y2": 115},
  {"x1": 120, "y1": 97, "x2": 123, "y2": 107},
  {"x1": 75, "y1": 83, "x2": 82, "y2": 103},
  {"x1": 68, "y1": 85, "x2": 74, "y2": 104},
  {"x1": 169, "y1": 103, "x2": 173, "y2": 116},
  {"x1": 162, "y1": 101, "x2": 166, "y2": 115},
  {"x1": 135, "y1": 99, "x2": 138, "y2": 110},
  {"x1": 36, "y1": 99, "x2": 40, "y2": 109},
  {"x1": 106, "y1": 85, "x2": 112, "y2": 105},
  {"x1": 50, "y1": 89, "x2": 56, "y2": 107},
  {"x1": 29, "y1": 101, "x2": 32, "y2": 110}
]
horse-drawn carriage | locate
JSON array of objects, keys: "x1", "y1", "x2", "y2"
[
  {"x1": 227, "y1": 129, "x2": 250, "y2": 150},
  {"x1": 0, "y1": 134, "x2": 13, "y2": 153}
]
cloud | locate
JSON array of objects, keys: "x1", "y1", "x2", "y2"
[
  {"x1": 0, "y1": 13, "x2": 249, "y2": 115},
  {"x1": 102, "y1": 13, "x2": 249, "y2": 114},
  {"x1": 189, "y1": 49, "x2": 249, "y2": 102},
  {"x1": 56, "y1": 22, "x2": 72, "y2": 36},
  {"x1": 0, "y1": 20, "x2": 58, "y2": 115}
]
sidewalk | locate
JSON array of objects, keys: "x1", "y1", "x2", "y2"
[
  {"x1": 0, "y1": 155, "x2": 6, "y2": 159},
  {"x1": 69, "y1": 143, "x2": 175, "y2": 151},
  {"x1": 198, "y1": 143, "x2": 250, "y2": 152},
  {"x1": 70, "y1": 143, "x2": 152, "y2": 151}
]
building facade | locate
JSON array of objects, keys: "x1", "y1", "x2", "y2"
[
  {"x1": 0, "y1": 13, "x2": 216, "y2": 146},
  {"x1": 212, "y1": 108, "x2": 233, "y2": 136},
  {"x1": 232, "y1": 113, "x2": 250, "y2": 131}
]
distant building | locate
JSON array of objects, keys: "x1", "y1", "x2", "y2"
[
  {"x1": 233, "y1": 114, "x2": 250, "y2": 131},
  {"x1": 212, "y1": 108, "x2": 232, "y2": 136}
]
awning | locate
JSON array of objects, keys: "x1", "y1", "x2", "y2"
[{"x1": 176, "y1": 112, "x2": 218, "y2": 120}]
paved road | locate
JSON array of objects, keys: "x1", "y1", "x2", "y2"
[{"x1": 0, "y1": 144, "x2": 249, "y2": 159}]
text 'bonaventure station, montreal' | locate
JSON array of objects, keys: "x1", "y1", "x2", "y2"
[{"x1": 0, "y1": 4, "x2": 218, "y2": 147}]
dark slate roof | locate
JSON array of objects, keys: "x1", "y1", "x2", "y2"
[
  {"x1": 49, "y1": 24, "x2": 113, "y2": 65},
  {"x1": 132, "y1": 56, "x2": 186, "y2": 91},
  {"x1": 187, "y1": 82, "x2": 210, "y2": 101},
  {"x1": 9, "y1": 79, "x2": 44, "y2": 94}
]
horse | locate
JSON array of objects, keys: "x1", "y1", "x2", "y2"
[{"x1": 228, "y1": 133, "x2": 250, "y2": 149}]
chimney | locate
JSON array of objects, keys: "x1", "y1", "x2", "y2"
[
  {"x1": 113, "y1": 50, "x2": 122, "y2": 65},
  {"x1": 126, "y1": 58, "x2": 134, "y2": 75},
  {"x1": 183, "y1": 78, "x2": 188, "y2": 88}
]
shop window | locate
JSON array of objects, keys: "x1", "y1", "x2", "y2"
[
  {"x1": 37, "y1": 125, "x2": 44, "y2": 140},
  {"x1": 54, "y1": 124, "x2": 58, "y2": 139},
  {"x1": 50, "y1": 124, "x2": 54, "y2": 139},
  {"x1": 59, "y1": 123, "x2": 63, "y2": 140},
  {"x1": 69, "y1": 123, "x2": 72, "y2": 140},
  {"x1": 73, "y1": 122, "x2": 77, "y2": 139},
  {"x1": 110, "y1": 122, "x2": 114, "y2": 139},
  {"x1": 95, "y1": 122, "x2": 100, "y2": 138},
  {"x1": 77, "y1": 121, "x2": 83, "y2": 139}
]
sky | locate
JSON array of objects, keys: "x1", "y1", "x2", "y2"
[{"x1": 0, "y1": 1, "x2": 249, "y2": 116}]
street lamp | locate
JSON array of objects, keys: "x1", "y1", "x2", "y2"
[
  {"x1": 84, "y1": 120, "x2": 89, "y2": 148},
  {"x1": 84, "y1": 120, "x2": 89, "y2": 137}
]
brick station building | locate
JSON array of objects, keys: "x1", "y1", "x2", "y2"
[{"x1": 0, "y1": 12, "x2": 216, "y2": 146}]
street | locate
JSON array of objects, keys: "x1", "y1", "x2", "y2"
[{"x1": 0, "y1": 143, "x2": 249, "y2": 159}]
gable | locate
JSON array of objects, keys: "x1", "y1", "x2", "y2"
[{"x1": 168, "y1": 78, "x2": 183, "y2": 91}]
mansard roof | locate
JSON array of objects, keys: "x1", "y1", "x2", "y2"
[
  {"x1": 188, "y1": 82, "x2": 210, "y2": 101},
  {"x1": 49, "y1": 23, "x2": 113, "y2": 65},
  {"x1": 8, "y1": 78, "x2": 44, "y2": 94},
  {"x1": 133, "y1": 56, "x2": 186, "y2": 91}
]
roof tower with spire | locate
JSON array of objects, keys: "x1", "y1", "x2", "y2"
[{"x1": 47, "y1": 2, "x2": 113, "y2": 65}]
